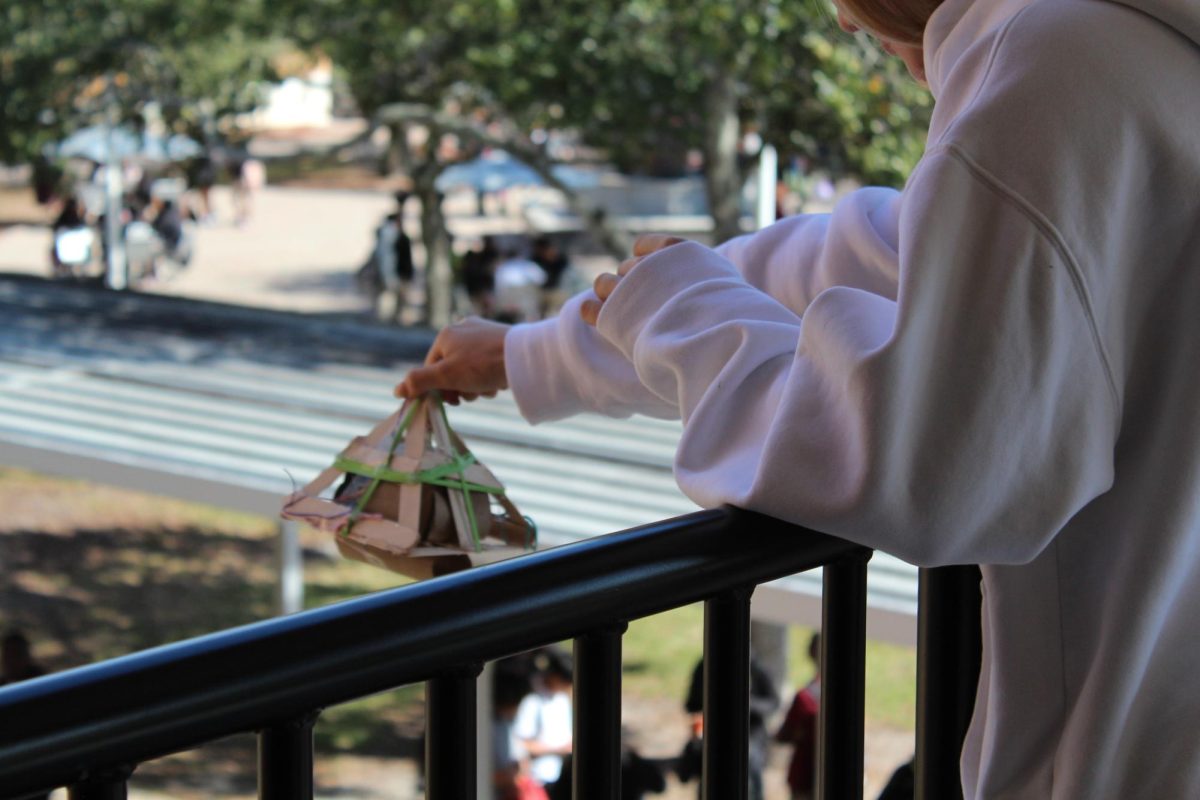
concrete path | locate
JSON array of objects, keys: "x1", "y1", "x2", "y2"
[{"x1": 0, "y1": 186, "x2": 391, "y2": 313}]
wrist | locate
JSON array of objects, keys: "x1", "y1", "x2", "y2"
[{"x1": 493, "y1": 326, "x2": 510, "y2": 390}]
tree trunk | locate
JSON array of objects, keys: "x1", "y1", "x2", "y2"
[
  {"x1": 415, "y1": 177, "x2": 452, "y2": 328},
  {"x1": 702, "y1": 69, "x2": 743, "y2": 245},
  {"x1": 383, "y1": 122, "x2": 413, "y2": 177}
]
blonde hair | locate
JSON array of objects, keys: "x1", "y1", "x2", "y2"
[{"x1": 835, "y1": 0, "x2": 946, "y2": 45}]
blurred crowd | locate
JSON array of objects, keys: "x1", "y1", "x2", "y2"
[
  {"x1": 359, "y1": 192, "x2": 590, "y2": 326},
  {"x1": 40, "y1": 149, "x2": 263, "y2": 284}
]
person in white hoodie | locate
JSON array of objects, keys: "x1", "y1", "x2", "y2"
[{"x1": 398, "y1": 0, "x2": 1200, "y2": 796}]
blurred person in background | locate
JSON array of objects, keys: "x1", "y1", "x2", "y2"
[
  {"x1": 681, "y1": 656, "x2": 778, "y2": 800},
  {"x1": 513, "y1": 648, "x2": 573, "y2": 798},
  {"x1": 532, "y1": 236, "x2": 571, "y2": 315},
  {"x1": 187, "y1": 151, "x2": 218, "y2": 224},
  {"x1": 776, "y1": 633, "x2": 821, "y2": 800},
  {"x1": 493, "y1": 248, "x2": 547, "y2": 324},
  {"x1": 461, "y1": 235, "x2": 500, "y2": 317},
  {"x1": 1, "y1": 630, "x2": 46, "y2": 686}
]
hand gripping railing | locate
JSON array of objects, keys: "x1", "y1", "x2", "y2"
[{"x1": 0, "y1": 507, "x2": 980, "y2": 800}]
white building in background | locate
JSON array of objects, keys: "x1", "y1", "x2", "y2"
[{"x1": 239, "y1": 57, "x2": 334, "y2": 131}]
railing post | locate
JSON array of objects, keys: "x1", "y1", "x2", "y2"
[
  {"x1": 573, "y1": 624, "x2": 627, "y2": 800},
  {"x1": 477, "y1": 661, "x2": 496, "y2": 800},
  {"x1": 916, "y1": 566, "x2": 982, "y2": 800},
  {"x1": 818, "y1": 555, "x2": 869, "y2": 800},
  {"x1": 277, "y1": 519, "x2": 305, "y2": 615},
  {"x1": 702, "y1": 588, "x2": 752, "y2": 800},
  {"x1": 69, "y1": 764, "x2": 134, "y2": 800},
  {"x1": 258, "y1": 711, "x2": 318, "y2": 800},
  {"x1": 427, "y1": 664, "x2": 483, "y2": 800}
]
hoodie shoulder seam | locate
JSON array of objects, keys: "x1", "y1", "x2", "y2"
[{"x1": 930, "y1": 143, "x2": 1122, "y2": 416}]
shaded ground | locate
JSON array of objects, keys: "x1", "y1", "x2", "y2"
[{"x1": 0, "y1": 469, "x2": 426, "y2": 799}]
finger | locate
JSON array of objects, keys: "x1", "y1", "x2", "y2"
[
  {"x1": 442, "y1": 391, "x2": 462, "y2": 405},
  {"x1": 593, "y1": 272, "x2": 620, "y2": 301},
  {"x1": 459, "y1": 392, "x2": 480, "y2": 403},
  {"x1": 423, "y1": 326, "x2": 459, "y2": 366},
  {"x1": 580, "y1": 298, "x2": 601, "y2": 326},
  {"x1": 402, "y1": 362, "x2": 448, "y2": 397},
  {"x1": 423, "y1": 338, "x2": 447, "y2": 366},
  {"x1": 617, "y1": 256, "x2": 643, "y2": 277},
  {"x1": 633, "y1": 234, "x2": 686, "y2": 257},
  {"x1": 394, "y1": 373, "x2": 421, "y2": 398}
]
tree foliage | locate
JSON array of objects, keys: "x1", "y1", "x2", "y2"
[
  {"x1": 4, "y1": 0, "x2": 934, "y2": 223},
  {"x1": 455, "y1": 0, "x2": 932, "y2": 236},
  {"x1": 0, "y1": 0, "x2": 277, "y2": 163}
]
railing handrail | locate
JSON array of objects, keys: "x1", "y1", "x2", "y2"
[{"x1": 0, "y1": 506, "x2": 870, "y2": 797}]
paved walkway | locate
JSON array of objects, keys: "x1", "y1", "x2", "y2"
[
  {"x1": 1, "y1": 186, "x2": 393, "y2": 313},
  {"x1": 0, "y1": 184, "x2": 620, "y2": 315}
]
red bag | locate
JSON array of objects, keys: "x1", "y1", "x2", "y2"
[{"x1": 515, "y1": 775, "x2": 550, "y2": 800}]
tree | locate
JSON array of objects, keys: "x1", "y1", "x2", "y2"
[
  {"x1": 766, "y1": 27, "x2": 933, "y2": 189},
  {"x1": 463, "y1": 0, "x2": 932, "y2": 241},
  {"x1": 283, "y1": 0, "x2": 935, "y2": 321},
  {"x1": 0, "y1": 0, "x2": 278, "y2": 165},
  {"x1": 277, "y1": 0, "x2": 495, "y2": 324}
]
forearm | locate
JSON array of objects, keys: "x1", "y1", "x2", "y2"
[
  {"x1": 505, "y1": 291, "x2": 679, "y2": 424},
  {"x1": 715, "y1": 188, "x2": 902, "y2": 316}
]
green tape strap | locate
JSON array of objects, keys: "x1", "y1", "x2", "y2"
[
  {"x1": 333, "y1": 455, "x2": 502, "y2": 495},
  {"x1": 346, "y1": 399, "x2": 425, "y2": 529},
  {"x1": 438, "y1": 399, "x2": 484, "y2": 552},
  {"x1": 342, "y1": 393, "x2": 492, "y2": 553}
]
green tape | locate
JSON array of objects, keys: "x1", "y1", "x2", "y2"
[
  {"x1": 333, "y1": 455, "x2": 502, "y2": 495},
  {"x1": 342, "y1": 393, "x2": 495, "y2": 551}
]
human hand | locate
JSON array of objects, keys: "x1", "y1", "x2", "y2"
[
  {"x1": 394, "y1": 317, "x2": 510, "y2": 405},
  {"x1": 581, "y1": 234, "x2": 686, "y2": 326}
]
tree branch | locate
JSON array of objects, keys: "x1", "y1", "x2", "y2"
[{"x1": 376, "y1": 102, "x2": 629, "y2": 258}]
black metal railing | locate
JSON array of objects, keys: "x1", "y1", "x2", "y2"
[{"x1": 0, "y1": 507, "x2": 980, "y2": 800}]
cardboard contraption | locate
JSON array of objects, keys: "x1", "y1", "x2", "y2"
[{"x1": 281, "y1": 395, "x2": 535, "y2": 580}]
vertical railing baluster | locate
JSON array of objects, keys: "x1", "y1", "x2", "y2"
[
  {"x1": 258, "y1": 711, "x2": 318, "y2": 800},
  {"x1": 702, "y1": 589, "x2": 752, "y2": 800},
  {"x1": 477, "y1": 661, "x2": 496, "y2": 800},
  {"x1": 427, "y1": 665, "x2": 482, "y2": 800},
  {"x1": 818, "y1": 555, "x2": 870, "y2": 800},
  {"x1": 69, "y1": 764, "x2": 134, "y2": 799},
  {"x1": 573, "y1": 625, "x2": 627, "y2": 800},
  {"x1": 916, "y1": 566, "x2": 982, "y2": 800}
]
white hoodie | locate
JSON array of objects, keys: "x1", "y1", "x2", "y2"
[{"x1": 504, "y1": 0, "x2": 1200, "y2": 796}]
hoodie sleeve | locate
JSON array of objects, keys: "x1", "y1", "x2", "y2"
[
  {"x1": 504, "y1": 188, "x2": 904, "y2": 424},
  {"x1": 716, "y1": 187, "x2": 902, "y2": 311},
  {"x1": 593, "y1": 149, "x2": 1120, "y2": 566},
  {"x1": 505, "y1": 291, "x2": 679, "y2": 423}
]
